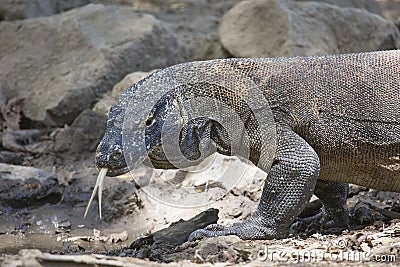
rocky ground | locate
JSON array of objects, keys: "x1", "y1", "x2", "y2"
[{"x1": 1, "y1": 0, "x2": 400, "y2": 266}]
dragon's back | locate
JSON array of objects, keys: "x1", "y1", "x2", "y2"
[{"x1": 248, "y1": 50, "x2": 400, "y2": 191}]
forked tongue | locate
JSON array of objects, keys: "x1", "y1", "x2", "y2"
[{"x1": 84, "y1": 168, "x2": 108, "y2": 219}]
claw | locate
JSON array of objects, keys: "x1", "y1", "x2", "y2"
[
  {"x1": 204, "y1": 224, "x2": 229, "y2": 231},
  {"x1": 188, "y1": 229, "x2": 205, "y2": 241},
  {"x1": 188, "y1": 223, "x2": 238, "y2": 241},
  {"x1": 188, "y1": 229, "x2": 231, "y2": 241}
]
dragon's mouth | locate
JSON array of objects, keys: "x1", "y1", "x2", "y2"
[
  {"x1": 106, "y1": 166, "x2": 129, "y2": 177},
  {"x1": 94, "y1": 152, "x2": 129, "y2": 176},
  {"x1": 86, "y1": 154, "x2": 177, "y2": 219}
]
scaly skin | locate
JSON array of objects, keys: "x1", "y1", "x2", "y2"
[{"x1": 95, "y1": 50, "x2": 400, "y2": 240}]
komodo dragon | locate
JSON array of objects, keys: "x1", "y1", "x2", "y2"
[{"x1": 93, "y1": 50, "x2": 400, "y2": 240}]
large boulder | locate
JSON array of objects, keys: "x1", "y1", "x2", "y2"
[
  {"x1": 93, "y1": 70, "x2": 156, "y2": 115},
  {"x1": 0, "y1": 0, "x2": 89, "y2": 21},
  {"x1": 0, "y1": 4, "x2": 187, "y2": 126},
  {"x1": 219, "y1": 0, "x2": 400, "y2": 58},
  {"x1": 54, "y1": 109, "x2": 106, "y2": 153},
  {"x1": 378, "y1": 0, "x2": 400, "y2": 26},
  {"x1": 138, "y1": 0, "x2": 236, "y2": 60},
  {"x1": 304, "y1": 0, "x2": 382, "y2": 15},
  {"x1": 0, "y1": 163, "x2": 62, "y2": 208},
  {"x1": 93, "y1": 0, "x2": 237, "y2": 60}
]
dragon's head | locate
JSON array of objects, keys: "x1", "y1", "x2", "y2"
[
  {"x1": 95, "y1": 101, "x2": 128, "y2": 177},
  {"x1": 95, "y1": 83, "x2": 230, "y2": 177}
]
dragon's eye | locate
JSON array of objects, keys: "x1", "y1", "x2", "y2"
[{"x1": 146, "y1": 118, "x2": 155, "y2": 127}]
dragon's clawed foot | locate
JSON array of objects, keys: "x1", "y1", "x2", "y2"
[
  {"x1": 290, "y1": 209, "x2": 350, "y2": 236},
  {"x1": 188, "y1": 224, "x2": 231, "y2": 241},
  {"x1": 188, "y1": 220, "x2": 283, "y2": 241}
]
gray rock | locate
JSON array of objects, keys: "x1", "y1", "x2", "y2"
[
  {"x1": 0, "y1": 0, "x2": 89, "y2": 21},
  {"x1": 0, "y1": 163, "x2": 62, "y2": 208},
  {"x1": 378, "y1": 0, "x2": 400, "y2": 26},
  {"x1": 141, "y1": 0, "x2": 234, "y2": 61},
  {"x1": 219, "y1": 0, "x2": 400, "y2": 58},
  {"x1": 55, "y1": 109, "x2": 106, "y2": 153},
  {"x1": 93, "y1": 70, "x2": 156, "y2": 115},
  {"x1": 300, "y1": 0, "x2": 382, "y2": 15},
  {"x1": 0, "y1": 151, "x2": 25, "y2": 165},
  {"x1": 0, "y1": 4, "x2": 187, "y2": 126},
  {"x1": 112, "y1": 0, "x2": 239, "y2": 60}
]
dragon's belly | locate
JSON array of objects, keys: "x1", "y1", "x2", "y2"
[{"x1": 301, "y1": 119, "x2": 400, "y2": 192}]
